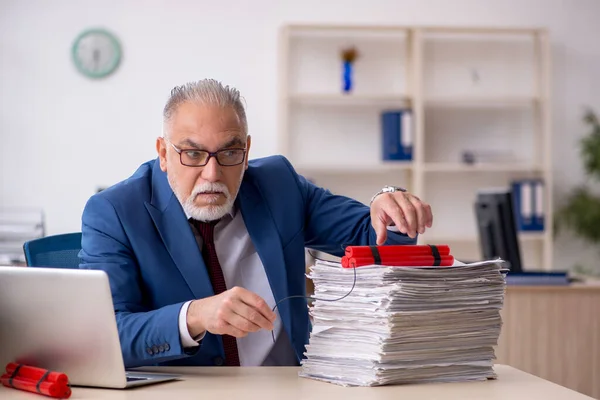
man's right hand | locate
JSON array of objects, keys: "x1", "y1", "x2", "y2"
[{"x1": 186, "y1": 286, "x2": 276, "y2": 339}]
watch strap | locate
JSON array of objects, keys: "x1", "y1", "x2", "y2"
[{"x1": 370, "y1": 186, "x2": 407, "y2": 205}]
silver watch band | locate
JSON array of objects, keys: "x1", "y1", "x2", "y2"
[{"x1": 370, "y1": 185, "x2": 407, "y2": 205}]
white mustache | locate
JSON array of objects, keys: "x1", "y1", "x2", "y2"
[{"x1": 191, "y1": 182, "x2": 230, "y2": 198}]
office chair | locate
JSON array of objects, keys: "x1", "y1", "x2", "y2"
[{"x1": 23, "y1": 232, "x2": 82, "y2": 268}]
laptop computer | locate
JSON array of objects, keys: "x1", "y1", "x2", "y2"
[{"x1": 0, "y1": 266, "x2": 180, "y2": 388}]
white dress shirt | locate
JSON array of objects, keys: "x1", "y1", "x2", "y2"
[{"x1": 178, "y1": 207, "x2": 296, "y2": 366}]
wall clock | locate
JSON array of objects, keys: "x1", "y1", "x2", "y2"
[{"x1": 72, "y1": 28, "x2": 122, "y2": 79}]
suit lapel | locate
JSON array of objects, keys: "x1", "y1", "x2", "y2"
[
  {"x1": 237, "y1": 179, "x2": 293, "y2": 336},
  {"x1": 144, "y1": 160, "x2": 293, "y2": 335},
  {"x1": 145, "y1": 160, "x2": 214, "y2": 300}
]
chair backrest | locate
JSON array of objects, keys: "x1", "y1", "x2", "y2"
[{"x1": 23, "y1": 232, "x2": 82, "y2": 268}]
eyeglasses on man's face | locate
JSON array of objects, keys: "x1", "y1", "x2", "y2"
[{"x1": 169, "y1": 142, "x2": 247, "y2": 167}]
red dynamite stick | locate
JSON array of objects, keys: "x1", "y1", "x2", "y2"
[
  {"x1": 342, "y1": 256, "x2": 454, "y2": 268},
  {"x1": 1, "y1": 374, "x2": 71, "y2": 399},
  {"x1": 344, "y1": 245, "x2": 451, "y2": 259},
  {"x1": 343, "y1": 255, "x2": 454, "y2": 268},
  {"x1": 342, "y1": 255, "x2": 451, "y2": 268},
  {"x1": 345, "y1": 245, "x2": 451, "y2": 258},
  {"x1": 1, "y1": 375, "x2": 70, "y2": 398},
  {"x1": 343, "y1": 255, "x2": 454, "y2": 265},
  {"x1": 341, "y1": 255, "x2": 454, "y2": 268},
  {"x1": 342, "y1": 255, "x2": 454, "y2": 267},
  {"x1": 5, "y1": 363, "x2": 68, "y2": 386}
]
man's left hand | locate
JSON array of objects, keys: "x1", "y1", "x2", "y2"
[{"x1": 371, "y1": 191, "x2": 433, "y2": 245}]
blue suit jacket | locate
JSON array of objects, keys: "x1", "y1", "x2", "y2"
[{"x1": 79, "y1": 155, "x2": 415, "y2": 368}]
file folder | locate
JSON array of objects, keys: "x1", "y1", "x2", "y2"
[
  {"x1": 511, "y1": 179, "x2": 545, "y2": 231},
  {"x1": 381, "y1": 110, "x2": 413, "y2": 161}
]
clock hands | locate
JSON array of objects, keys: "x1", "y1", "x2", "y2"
[{"x1": 93, "y1": 49, "x2": 100, "y2": 71}]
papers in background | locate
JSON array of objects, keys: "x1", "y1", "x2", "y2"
[
  {"x1": 0, "y1": 208, "x2": 44, "y2": 264},
  {"x1": 299, "y1": 259, "x2": 507, "y2": 387}
]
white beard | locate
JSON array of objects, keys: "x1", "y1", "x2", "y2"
[{"x1": 169, "y1": 171, "x2": 244, "y2": 222}]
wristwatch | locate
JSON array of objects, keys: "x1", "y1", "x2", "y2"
[{"x1": 370, "y1": 185, "x2": 407, "y2": 205}]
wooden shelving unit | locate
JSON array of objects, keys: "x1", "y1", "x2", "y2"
[
  {"x1": 278, "y1": 24, "x2": 553, "y2": 270},
  {"x1": 422, "y1": 163, "x2": 543, "y2": 173},
  {"x1": 288, "y1": 93, "x2": 412, "y2": 107}
]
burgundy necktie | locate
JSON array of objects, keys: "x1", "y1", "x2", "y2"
[{"x1": 193, "y1": 219, "x2": 241, "y2": 367}]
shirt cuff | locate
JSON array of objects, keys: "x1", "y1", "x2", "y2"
[
  {"x1": 179, "y1": 300, "x2": 205, "y2": 348},
  {"x1": 387, "y1": 224, "x2": 401, "y2": 232}
]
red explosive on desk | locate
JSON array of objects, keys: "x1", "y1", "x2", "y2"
[
  {"x1": 341, "y1": 244, "x2": 453, "y2": 268},
  {"x1": 1, "y1": 363, "x2": 71, "y2": 399}
]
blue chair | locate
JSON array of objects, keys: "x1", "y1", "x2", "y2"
[{"x1": 23, "y1": 232, "x2": 82, "y2": 268}]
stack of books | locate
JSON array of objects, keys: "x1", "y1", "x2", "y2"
[{"x1": 299, "y1": 245, "x2": 507, "y2": 387}]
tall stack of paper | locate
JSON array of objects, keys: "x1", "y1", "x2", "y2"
[{"x1": 300, "y1": 259, "x2": 507, "y2": 387}]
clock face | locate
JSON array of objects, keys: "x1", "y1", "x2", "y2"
[{"x1": 72, "y1": 29, "x2": 121, "y2": 79}]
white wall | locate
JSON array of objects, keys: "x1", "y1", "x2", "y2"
[{"x1": 1, "y1": 0, "x2": 600, "y2": 270}]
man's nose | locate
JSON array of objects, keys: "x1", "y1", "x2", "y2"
[{"x1": 200, "y1": 156, "x2": 221, "y2": 182}]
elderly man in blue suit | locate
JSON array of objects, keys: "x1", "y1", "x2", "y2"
[{"x1": 79, "y1": 79, "x2": 433, "y2": 368}]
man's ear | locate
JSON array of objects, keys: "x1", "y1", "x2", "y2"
[
  {"x1": 156, "y1": 137, "x2": 168, "y2": 172},
  {"x1": 244, "y1": 135, "x2": 252, "y2": 170}
]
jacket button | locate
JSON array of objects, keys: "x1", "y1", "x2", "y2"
[
  {"x1": 152, "y1": 345, "x2": 159, "y2": 354},
  {"x1": 213, "y1": 356, "x2": 224, "y2": 366},
  {"x1": 164, "y1": 343, "x2": 170, "y2": 351},
  {"x1": 158, "y1": 345, "x2": 165, "y2": 352},
  {"x1": 146, "y1": 348, "x2": 153, "y2": 355}
]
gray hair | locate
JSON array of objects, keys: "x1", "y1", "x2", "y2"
[{"x1": 162, "y1": 79, "x2": 248, "y2": 137}]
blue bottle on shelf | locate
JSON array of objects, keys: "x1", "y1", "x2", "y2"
[{"x1": 342, "y1": 61, "x2": 353, "y2": 93}]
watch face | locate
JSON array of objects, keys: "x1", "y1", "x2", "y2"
[{"x1": 72, "y1": 29, "x2": 121, "y2": 79}]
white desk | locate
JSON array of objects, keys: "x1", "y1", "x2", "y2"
[{"x1": 0, "y1": 365, "x2": 594, "y2": 399}]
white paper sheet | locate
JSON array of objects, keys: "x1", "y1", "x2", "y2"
[{"x1": 299, "y1": 258, "x2": 507, "y2": 387}]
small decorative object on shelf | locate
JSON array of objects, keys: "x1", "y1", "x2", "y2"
[
  {"x1": 461, "y1": 149, "x2": 515, "y2": 165},
  {"x1": 462, "y1": 151, "x2": 476, "y2": 165},
  {"x1": 341, "y1": 47, "x2": 359, "y2": 93}
]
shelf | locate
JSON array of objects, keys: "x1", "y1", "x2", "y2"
[
  {"x1": 422, "y1": 26, "x2": 543, "y2": 35},
  {"x1": 286, "y1": 24, "x2": 541, "y2": 36},
  {"x1": 519, "y1": 232, "x2": 548, "y2": 242},
  {"x1": 423, "y1": 163, "x2": 543, "y2": 173},
  {"x1": 422, "y1": 232, "x2": 545, "y2": 244},
  {"x1": 281, "y1": 24, "x2": 552, "y2": 269},
  {"x1": 287, "y1": 24, "x2": 410, "y2": 38},
  {"x1": 296, "y1": 162, "x2": 413, "y2": 175},
  {"x1": 289, "y1": 93, "x2": 411, "y2": 107},
  {"x1": 424, "y1": 96, "x2": 539, "y2": 108}
]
